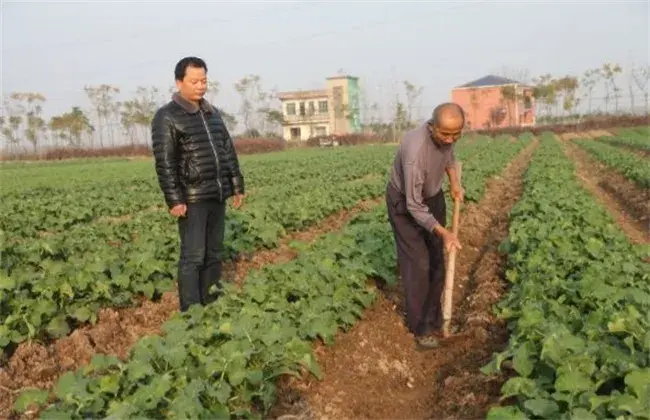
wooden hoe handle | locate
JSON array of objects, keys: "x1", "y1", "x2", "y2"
[{"x1": 442, "y1": 161, "x2": 462, "y2": 338}]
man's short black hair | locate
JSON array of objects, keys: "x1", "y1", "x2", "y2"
[
  {"x1": 430, "y1": 102, "x2": 465, "y2": 126},
  {"x1": 174, "y1": 56, "x2": 208, "y2": 81}
]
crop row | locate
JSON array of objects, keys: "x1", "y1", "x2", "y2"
[
  {"x1": 11, "y1": 205, "x2": 395, "y2": 418},
  {"x1": 450, "y1": 134, "x2": 532, "y2": 203},
  {"x1": 1, "y1": 147, "x2": 395, "y2": 357},
  {"x1": 0, "y1": 175, "x2": 388, "y2": 353},
  {"x1": 0, "y1": 138, "x2": 532, "y2": 354},
  {"x1": 627, "y1": 125, "x2": 649, "y2": 137},
  {"x1": 597, "y1": 128, "x2": 650, "y2": 153},
  {"x1": 483, "y1": 133, "x2": 650, "y2": 419},
  {"x1": 13, "y1": 136, "x2": 534, "y2": 418},
  {"x1": 0, "y1": 146, "x2": 390, "y2": 192},
  {"x1": 574, "y1": 138, "x2": 650, "y2": 188},
  {"x1": 0, "y1": 146, "x2": 396, "y2": 238}
]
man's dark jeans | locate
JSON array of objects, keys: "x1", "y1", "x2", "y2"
[{"x1": 177, "y1": 199, "x2": 226, "y2": 312}]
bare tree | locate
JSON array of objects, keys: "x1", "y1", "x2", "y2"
[
  {"x1": 234, "y1": 74, "x2": 267, "y2": 133},
  {"x1": 581, "y1": 69, "x2": 600, "y2": 115},
  {"x1": 403, "y1": 81, "x2": 424, "y2": 125},
  {"x1": 84, "y1": 84, "x2": 121, "y2": 148},
  {"x1": 631, "y1": 64, "x2": 650, "y2": 115},
  {"x1": 258, "y1": 107, "x2": 285, "y2": 134},
  {"x1": 392, "y1": 101, "x2": 410, "y2": 137},
  {"x1": 19, "y1": 93, "x2": 47, "y2": 153},
  {"x1": 2, "y1": 92, "x2": 47, "y2": 153},
  {"x1": 555, "y1": 76, "x2": 580, "y2": 118},
  {"x1": 120, "y1": 86, "x2": 160, "y2": 145},
  {"x1": 601, "y1": 62, "x2": 623, "y2": 113},
  {"x1": 258, "y1": 87, "x2": 279, "y2": 134},
  {"x1": 532, "y1": 74, "x2": 557, "y2": 120},
  {"x1": 49, "y1": 106, "x2": 94, "y2": 148},
  {"x1": 369, "y1": 102, "x2": 381, "y2": 125},
  {"x1": 0, "y1": 112, "x2": 22, "y2": 155}
]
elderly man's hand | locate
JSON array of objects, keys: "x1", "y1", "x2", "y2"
[{"x1": 450, "y1": 185, "x2": 464, "y2": 203}]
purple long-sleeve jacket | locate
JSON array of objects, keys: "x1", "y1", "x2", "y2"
[{"x1": 388, "y1": 123, "x2": 456, "y2": 231}]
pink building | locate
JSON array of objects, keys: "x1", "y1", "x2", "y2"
[{"x1": 451, "y1": 75, "x2": 536, "y2": 130}]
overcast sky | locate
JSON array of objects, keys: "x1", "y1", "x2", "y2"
[{"x1": 2, "y1": 0, "x2": 649, "y2": 124}]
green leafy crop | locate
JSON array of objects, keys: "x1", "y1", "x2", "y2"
[
  {"x1": 483, "y1": 133, "x2": 650, "y2": 420},
  {"x1": 575, "y1": 137, "x2": 650, "y2": 188}
]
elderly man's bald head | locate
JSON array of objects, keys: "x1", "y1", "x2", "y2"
[
  {"x1": 428, "y1": 102, "x2": 465, "y2": 145},
  {"x1": 431, "y1": 102, "x2": 465, "y2": 128}
]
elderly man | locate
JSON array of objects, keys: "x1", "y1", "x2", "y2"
[
  {"x1": 151, "y1": 56, "x2": 245, "y2": 312},
  {"x1": 386, "y1": 102, "x2": 464, "y2": 349}
]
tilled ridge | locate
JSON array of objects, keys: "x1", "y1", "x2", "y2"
[
  {"x1": 268, "y1": 140, "x2": 539, "y2": 420},
  {"x1": 561, "y1": 138, "x2": 649, "y2": 245}
]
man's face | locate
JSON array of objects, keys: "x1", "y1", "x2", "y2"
[
  {"x1": 430, "y1": 119, "x2": 464, "y2": 146},
  {"x1": 175, "y1": 65, "x2": 207, "y2": 102}
]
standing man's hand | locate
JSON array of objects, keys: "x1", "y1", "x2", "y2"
[
  {"x1": 450, "y1": 184, "x2": 464, "y2": 203},
  {"x1": 232, "y1": 194, "x2": 245, "y2": 209},
  {"x1": 170, "y1": 204, "x2": 187, "y2": 217}
]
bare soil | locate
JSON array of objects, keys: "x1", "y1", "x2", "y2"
[
  {"x1": 0, "y1": 198, "x2": 381, "y2": 419},
  {"x1": 268, "y1": 140, "x2": 539, "y2": 420},
  {"x1": 558, "y1": 132, "x2": 590, "y2": 141},
  {"x1": 562, "y1": 139, "x2": 649, "y2": 245},
  {"x1": 587, "y1": 129, "x2": 613, "y2": 138}
]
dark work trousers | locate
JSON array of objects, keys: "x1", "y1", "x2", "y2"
[
  {"x1": 177, "y1": 199, "x2": 226, "y2": 312},
  {"x1": 386, "y1": 183, "x2": 447, "y2": 337}
]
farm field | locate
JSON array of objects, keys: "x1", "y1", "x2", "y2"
[{"x1": 0, "y1": 127, "x2": 648, "y2": 419}]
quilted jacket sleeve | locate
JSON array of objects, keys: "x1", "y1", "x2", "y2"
[
  {"x1": 151, "y1": 107, "x2": 184, "y2": 207},
  {"x1": 227, "y1": 134, "x2": 245, "y2": 195}
]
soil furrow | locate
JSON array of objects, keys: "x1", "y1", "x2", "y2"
[
  {"x1": 0, "y1": 198, "x2": 381, "y2": 419},
  {"x1": 561, "y1": 138, "x2": 649, "y2": 245},
  {"x1": 268, "y1": 140, "x2": 538, "y2": 420}
]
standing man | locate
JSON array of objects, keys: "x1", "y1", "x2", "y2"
[
  {"x1": 386, "y1": 102, "x2": 465, "y2": 349},
  {"x1": 151, "y1": 56, "x2": 245, "y2": 312}
]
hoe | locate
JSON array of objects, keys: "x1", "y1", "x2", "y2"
[{"x1": 441, "y1": 161, "x2": 462, "y2": 339}]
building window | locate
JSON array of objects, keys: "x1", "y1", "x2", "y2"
[
  {"x1": 318, "y1": 100, "x2": 328, "y2": 113},
  {"x1": 290, "y1": 127, "x2": 301, "y2": 140},
  {"x1": 299, "y1": 102, "x2": 306, "y2": 116},
  {"x1": 286, "y1": 103, "x2": 296, "y2": 115},
  {"x1": 308, "y1": 101, "x2": 315, "y2": 115},
  {"x1": 315, "y1": 126, "x2": 327, "y2": 136}
]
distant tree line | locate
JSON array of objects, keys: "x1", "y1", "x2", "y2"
[{"x1": 1, "y1": 62, "x2": 648, "y2": 156}]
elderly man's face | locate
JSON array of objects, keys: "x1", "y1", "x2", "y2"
[{"x1": 429, "y1": 118, "x2": 463, "y2": 146}]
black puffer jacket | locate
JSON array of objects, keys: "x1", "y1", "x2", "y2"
[{"x1": 151, "y1": 93, "x2": 245, "y2": 208}]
